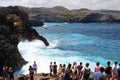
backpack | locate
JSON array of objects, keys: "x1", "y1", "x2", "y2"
[
  {"x1": 105, "y1": 66, "x2": 112, "y2": 74},
  {"x1": 84, "y1": 68, "x2": 90, "y2": 76},
  {"x1": 118, "y1": 68, "x2": 120, "y2": 77}
]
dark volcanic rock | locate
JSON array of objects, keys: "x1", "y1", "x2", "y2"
[
  {"x1": 0, "y1": 6, "x2": 49, "y2": 75},
  {"x1": 29, "y1": 20, "x2": 44, "y2": 26},
  {"x1": 0, "y1": 25, "x2": 27, "y2": 75},
  {"x1": 0, "y1": 6, "x2": 29, "y2": 26}
]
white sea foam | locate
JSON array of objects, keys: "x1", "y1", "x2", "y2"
[
  {"x1": 16, "y1": 38, "x2": 112, "y2": 75},
  {"x1": 17, "y1": 39, "x2": 63, "y2": 74},
  {"x1": 47, "y1": 40, "x2": 60, "y2": 49}
]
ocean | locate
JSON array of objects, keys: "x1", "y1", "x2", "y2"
[{"x1": 16, "y1": 23, "x2": 120, "y2": 75}]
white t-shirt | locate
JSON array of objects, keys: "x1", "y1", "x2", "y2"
[{"x1": 112, "y1": 64, "x2": 117, "y2": 75}]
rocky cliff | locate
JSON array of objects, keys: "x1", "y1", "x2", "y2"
[
  {"x1": 80, "y1": 13, "x2": 116, "y2": 23},
  {"x1": 0, "y1": 6, "x2": 49, "y2": 75},
  {"x1": 25, "y1": 6, "x2": 120, "y2": 23}
]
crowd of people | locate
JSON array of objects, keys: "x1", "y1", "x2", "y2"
[
  {"x1": 49, "y1": 61, "x2": 120, "y2": 80},
  {"x1": 2, "y1": 61, "x2": 120, "y2": 80},
  {"x1": 2, "y1": 61, "x2": 37, "y2": 80}
]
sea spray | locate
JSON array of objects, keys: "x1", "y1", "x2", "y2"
[{"x1": 16, "y1": 39, "x2": 105, "y2": 75}]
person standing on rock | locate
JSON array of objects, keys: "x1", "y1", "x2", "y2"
[
  {"x1": 105, "y1": 61, "x2": 112, "y2": 80},
  {"x1": 117, "y1": 63, "x2": 120, "y2": 80},
  {"x1": 94, "y1": 67, "x2": 106, "y2": 80},
  {"x1": 33, "y1": 61, "x2": 37, "y2": 74},
  {"x1": 50, "y1": 62, "x2": 53, "y2": 76},
  {"x1": 112, "y1": 61, "x2": 118, "y2": 80},
  {"x1": 83, "y1": 62, "x2": 91, "y2": 80},
  {"x1": 94, "y1": 62, "x2": 100, "y2": 72},
  {"x1": 77, "y1": 62, "x2": 83, "y2": 79},
  {"x1": 53, "y1": 62, "x2": 57, "y2": 77},
  {"x1": 29, "y1": 65, "x2": 34, "y2": 80}
]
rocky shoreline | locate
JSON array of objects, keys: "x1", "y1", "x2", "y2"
[
  {"x1": 0, "y1": 73, "x2": 94, "y2": 80},
  {"x1": 0, "y1": 72, "x2": 117, "y2": 80},
  {"x1": 0, "y1": 6, "x2": 49, "y2": 75}
]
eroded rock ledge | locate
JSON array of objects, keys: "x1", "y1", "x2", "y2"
[{"x1": 0, "y1": 6, "x2": 49, "y2": 75}]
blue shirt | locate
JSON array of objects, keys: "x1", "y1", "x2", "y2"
[{"x1": 94, "y1": 72, "x2": 105, "y2": 80}]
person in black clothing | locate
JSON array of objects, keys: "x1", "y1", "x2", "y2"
[
  {"x1": 29, "y1": 65, "x2": 34, "y2": 80},
  {"x1": 105, "y1": 61, "x2": 112, "y2": 80},
  {"x1": 117, "y1": 63, "x2": 120, "y2": 80}
]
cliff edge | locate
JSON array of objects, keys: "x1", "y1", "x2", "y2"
[{"x1": 0, "y1": 6, "x2": 49, "y2": 75}]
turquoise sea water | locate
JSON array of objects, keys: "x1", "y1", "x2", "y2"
[{"x1": 16, "y1": 23, "x2": 120, "y2": 75}]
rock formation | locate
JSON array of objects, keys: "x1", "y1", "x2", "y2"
[
  {"x1": 26, "y1": 6, "x2": 120, "y2": 23},
  {"x1": 0, "y1": 6, "x2": 49, "y2": 75}
]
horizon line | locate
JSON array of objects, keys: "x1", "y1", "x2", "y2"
[{"x1": 1, "y1": 5, "x2": 120, "y2": 11}]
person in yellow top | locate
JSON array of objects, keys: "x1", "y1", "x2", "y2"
[{"x1": 72, "y1": 62, "x2": 77, "y2": 74}]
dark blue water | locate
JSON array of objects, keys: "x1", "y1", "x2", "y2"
[
  {"x1": 34, "y1": 23, "x2": 120, "y2": 60},
  {"x1": 17, "y1": 23, "x2": 120, "y2": 74},
  {"x1": 38, "y1": 23, "x2": 120, "y2": 40}
]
